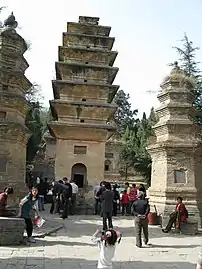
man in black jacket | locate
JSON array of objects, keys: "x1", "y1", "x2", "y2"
[
  {"x1": 101, "y1": 182, "x2": 114, "y2": 231},
  {"x1": 61, "y1": 177, "x2": 73, "y2": 219},
  {"x1": 50, "y1": 180, "x2": 71, "y2": 216},
  {"x1": 133, "y1": 191, "x2": 150, "y2": 248}
]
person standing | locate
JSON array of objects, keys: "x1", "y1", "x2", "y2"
[
  {"x1": 101, "y1": 182, "x2": 114, "y2": 231},
  {"x1": 50, "y1": 180, "x2": 67, "y2": 215},
  {"x1": 133, "y1": 191, "x2": 150, "y2": 248},
  {"x1": 121, "y1": 190, "x2": 129, "y2": 216},
  {"x1": 94, "y1": 182, "x2": 103, "y2": 215},
  {"x1": 0, "y1": 187, "x2": 14, "y2": 216},
  {"x1": 36, "y1": 179, "x2": 46, "y2": 211},
  {"x1": 138, "y1": 184, "x2": 146, "y2": 199},
  {"x1": 43, "y1": 177, "x2": 50, "y2": 203},
  {"x1": 62, "y1": 177, "x2": 73, "y2": 219},
  {"x1": 112, "y1": 185, "x2": 120, "y2": 216},
  {"x1": 18, "y1": 187, "x2": 40, "y2": 243},
  {"x1": 129, "y1": 184, "x2": 137, "y2": 215},
  {"x1": 70, "y1": 180, "x2": 78, "y2": 215},
  {"x1": 125, "y1": 182, "x2": 130, "y2": 195}
]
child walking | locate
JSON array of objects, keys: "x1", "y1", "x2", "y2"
[{"x1": 92, "y1": 229, "x2": 122, "y2": 269}]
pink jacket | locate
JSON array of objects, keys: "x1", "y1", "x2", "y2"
[{"x1": 129, "y1": 187, "x2": 137, "y2": 201}]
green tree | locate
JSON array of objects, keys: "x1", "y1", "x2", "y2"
[
  {"x1": 172, "y1": 33, "x2": 202, "y2": 124},
  {"x1": 113, "y1": 89, "x2": 138, "y2": 134},
  {"x1": 119, "y1": 127, "x2": 139, "y2": 179},
  {"x1": 25, "y1": 85, "x2": 48, "y2": 163}
]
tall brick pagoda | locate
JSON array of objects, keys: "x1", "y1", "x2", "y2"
[
  {"x1": 148, "y1": 62, "x2": 201, "y2": 224},
  {"x1": 49, "y1": 16, "x2": 119, "y2": 188},
  {"x1": 0, "y1": 13, "x2": 31, "y2": 200}
]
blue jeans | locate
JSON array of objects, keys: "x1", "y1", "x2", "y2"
[{"x1": 38, "y1": 196, "x2": 45, "y2": 211}]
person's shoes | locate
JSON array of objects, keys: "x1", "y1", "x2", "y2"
[
  {"x1": 60, "y1": 216, "x2": 67, "y2": 219},
  {"x1": 136, "y1": 244, "x2": 142, "y2": 248},
  {"x1": 162, "y1": 229, "x2": 169, "y2": 233},
  {"x1": 27, "y1": 237, "x2": 36, "y2": 243},
  {"x1": 144, "y1": 239, "x2": 148, "y2": 245}
]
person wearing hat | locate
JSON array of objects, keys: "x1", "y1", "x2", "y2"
[{"x1": 132, "y1": 191, "x2": 150, "y2": 248}]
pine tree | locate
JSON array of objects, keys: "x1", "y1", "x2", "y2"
[
  {"x1": 172, "y1": 33, "x2": 202, "y2": 124},
  {"x1": 113, "y1": 89, "x2": 138, "y2": 134}
]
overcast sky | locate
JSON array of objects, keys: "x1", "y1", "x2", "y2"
[{"x1": 1, "y1": 0, "x2": 202, "y2": 117}]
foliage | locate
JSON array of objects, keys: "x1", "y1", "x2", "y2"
[
  {"x1": 25, "y1": 85, "x2": 49, "y2": 163},
  {"x1": 113, "y1": 89, "x2": 138, "y2": 134},
  {"x1": 172, "y1": 33, "x2": 202, "y2": 124},
  {"x1": 119, "y1": 107, "x2": 158, "y2": 184}
]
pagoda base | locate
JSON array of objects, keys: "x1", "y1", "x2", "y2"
[
  {"x1": 148, "y1": 187, "x2": 201, "y2": 227},
  {"x1": 0, "y1": 137, "x2": 28, "y2": 204},
  {"x1": 54, "y1": 138, "x2": 105, "y2": 187}
]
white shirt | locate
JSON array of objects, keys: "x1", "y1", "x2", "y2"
[
  {"x1": 71, "y1": 182, "x2": 78, "y2": 194},
  {"x1": 92, "y1": 236, "x2": 116, "y2": 269}
]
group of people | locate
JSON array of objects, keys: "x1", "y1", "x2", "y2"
[
  {"x1": 94, "y1": 181, "x2": 147, "y2": 217},
  {"x1": 50, "y1": 177, "x2": 78, "y2": 219},
  {"x1": 0, "y1": 177, "x2": 79, "y2": 243},
  {"x1": 1, "y1": 181, "x2": 201, "y2": 269}
]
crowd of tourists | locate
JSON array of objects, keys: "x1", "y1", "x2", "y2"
[
  {"x1": 94, "y1": 181, "x2": 146, "y2": 217},
  {"x1": 0, "y1": 180, "x2": 201, "y2": 269}
]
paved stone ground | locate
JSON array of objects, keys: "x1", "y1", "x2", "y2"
[{"x1": 0, "y1": 212, "x2": 201, "y2": 269}]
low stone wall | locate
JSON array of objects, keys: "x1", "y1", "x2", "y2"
[{"x1": 0, "y1": 217, "x2": 24, "y2": 245}]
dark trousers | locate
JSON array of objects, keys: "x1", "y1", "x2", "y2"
[
  {"x1": 94, "y1": 199, "x2": 101, "y2": 215},
  {"x1": 102, "y1": 212, "x2": 113, "y2": 231},
  {"x1": 24, "y1": 218, "x2": 33, "y2": 238},
  {"x1": 165, "y1": 212, "x2": 177, "y2": 231},
  {"x1": 122, "y1": 203, "x2": 129, "y2": 215},
  {"x1": 38, "y1": 196, "x2": 45, "y2": 211},
  {"x1": 62, "y1": 197, "x2": 69, "y2": 218},
  {"x1": 129, "y1": 200, "x2": 135, "y2": 215},
  {"x1": 70, "y1": 194, "x2": 77, "y2": 215},
  {"x1": 135, "y1": 216, "x2": 149, "y2": 247},
  {"x1": 113, "y1": 202, "x2": 117, "y2": 216},
  {"x1": 50, "y1": 196, "x2": 61, "y2": 214}
]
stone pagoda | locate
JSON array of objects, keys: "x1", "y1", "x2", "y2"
[
  {"x1": 0, "y1": 13, "x2": 31, "y2": 201},
  {"x1": 49, "y1": 16, "x2": 119, "y2": 189},
  {"x1": 148, "y1": 62, "x2": 201, "y2": 223}
]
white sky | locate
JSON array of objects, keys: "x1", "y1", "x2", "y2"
[{"x1": 1, "y1": 0, "x2": 202, "y2": 117}]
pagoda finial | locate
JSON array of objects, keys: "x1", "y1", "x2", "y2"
[
  {"x1": 4, "y1": 11, "x2": 18, "y2": 29},
  {"x1": 172, "y1": 61, "x2": 180, "y2": 71}
]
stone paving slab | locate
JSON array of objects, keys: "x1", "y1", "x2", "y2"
[{"x1": 0, "y1": 215, "x2": 201, "y2": 269}]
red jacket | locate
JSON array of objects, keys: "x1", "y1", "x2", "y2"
[
  {"x1": 0, "y1": 192, "x2": 7, "y2": 216},
  {"x1": 129, "y1": 187, "x2": 137, "y2": 201},
  {"x1": 121, "y1": 193, "x2": 129, "y2": 205},
  {"x1": 176, "y1": 203, "x2": 187, "y2": 222}
]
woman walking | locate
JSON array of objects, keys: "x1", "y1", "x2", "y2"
[{"x1": 18, "y1": 187, "x2": 40, "y2": 243}]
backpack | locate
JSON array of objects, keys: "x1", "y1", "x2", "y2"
[{"x1": 184, "y1": 207, "x2": 188, "y2": 218}]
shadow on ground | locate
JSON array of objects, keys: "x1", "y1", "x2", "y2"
[
  {"x1": 56, "y1": 215, "x2": 201, "y2": 241},
  {"x1": 0, "y1": 256, "x2": 196, "y2": 269}
]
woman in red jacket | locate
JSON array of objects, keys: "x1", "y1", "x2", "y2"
[{"x1": 162, "y1": 196, "x2": 188, "y2": 233}]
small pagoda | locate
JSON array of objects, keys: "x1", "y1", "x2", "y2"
[
  {"x1": 49, "y1": 16, "x2": 119, "y2": 190},
  {"x1": 148, "y1": 62, "x2": 201, "y2": 224},
  {"x1": 0, "y1": 13, "x2": 31, "y2": 200}
]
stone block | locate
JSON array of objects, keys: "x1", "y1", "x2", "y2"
[
  {"x1": 0, "y1": 217, "x2": 24, "y2": 245},
  {"x1": 180, "y1": 220, "x2": 198, "y2": 235}
]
